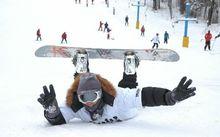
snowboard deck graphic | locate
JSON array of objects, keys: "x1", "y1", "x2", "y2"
[{"x1": 35, "y1": 45, "x2": 180, "y2": 62}]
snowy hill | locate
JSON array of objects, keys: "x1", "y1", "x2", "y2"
[{"x1": 0, "y1": 0, "x2": 220, "y2": 137}]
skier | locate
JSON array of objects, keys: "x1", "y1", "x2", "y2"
[
  {"x1": 164, "y1": 31, "x2": 169, "y2": 44},
  {"x1": 140, "y1": 25, "x2": 145, "y2": 36},
  {"x1": 91, "y1": 0, "x2": 94, "y2": 5},
  {"x1": 151, "y1": 33, "x2": 160, "y2": 49},
  {"x1": 38, "y1": 50, "x2": 196, "y2": 125},
  {"x1": 61, "y1": 32, "x2": 67, "y2": 44},
  {"x1": 103, "y1": 22, "x2": 108, "y2": 32},
  {"x1": 98, "y1": 21, "x2": 103, "y2": 31},
  {"x1": 125, "y1": 15, "x2": 129, "y2": 26},
  {"x1": 107, "y1": 27, "x2": 111, "y2": 39},
  {"x1": 36, "y1": 29, "x2": 42, "y2": 41},
  {"x1": 204, "y1": 30, "x2": 212, "y2": 51}
]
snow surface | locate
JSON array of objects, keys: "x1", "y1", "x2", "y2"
[{"x1": 0, "y1": 0, "x2": 220, "y2": 137}]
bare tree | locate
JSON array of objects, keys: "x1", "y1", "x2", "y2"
[
  {"x1": 180, "y1": 0, "x2": 186, "y2": 14},
  {"x1": 153, "y1": 0, "x2": 157, "y2": 10},
  {"x1": 168, "y1": 0, "x2": 173, "y2": 19},
  {"x1": 207, "y1": 0, "x2": 215, "y2": 26},
  {"x1": 157, "y1": 0, "x2": 161, "y2": 9},
  {"x1": 190, "y1": 0, "x2": 204, "y2": 18},
  {"x1": 153, "y1": 0, "x2": 161, "y2": 10}
]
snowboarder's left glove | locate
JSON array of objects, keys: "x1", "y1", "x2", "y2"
[{"x1": 171, "y1": 76, "x2": 196, "y2": 102}]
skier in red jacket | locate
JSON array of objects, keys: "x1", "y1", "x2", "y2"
[
  {"x1": 204, "y1": 30, "x2": 212, "y2": 51},
  {"x1": 140, "y1": 25, "x2": 145, "y2": 36},
  {"x1": 36, "y1": 29, "x2": 42, "y2": 41},
  {"x1": 98, "y1": 21, "x2": 103, "y2": 31},
  {"x1": 61, "y1": 32, "x2": 67, "y2": 44}
]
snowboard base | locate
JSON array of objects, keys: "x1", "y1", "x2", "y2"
[{"x1": 35, "y1": 45, "x2": 180, "y2": 62}]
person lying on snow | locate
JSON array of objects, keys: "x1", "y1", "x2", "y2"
[{"x1": 37, "y1": 50, "x2": 196, "y2": 124}]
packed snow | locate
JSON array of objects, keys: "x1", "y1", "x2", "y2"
[{"x1": 0, "y1": 0, "x2": 220, "y2": 137}]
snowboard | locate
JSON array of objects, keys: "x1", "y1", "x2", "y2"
[{"x1": 35, "y1": 45, "x2": 180, "y2": 62}]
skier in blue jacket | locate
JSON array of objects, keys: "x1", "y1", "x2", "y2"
[
  {"x1": 164, "y1": 31, "x2": 169, "y2": 44},
  {"x1": 38, "y1": 50, "x2": 196, "y2": 124}
]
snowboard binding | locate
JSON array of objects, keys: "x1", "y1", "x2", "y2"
[
  {"x1": 72, "y1": 49, "x2": 89, "y2": 73},
  {"x1": 124, "y1": 51, "x2": 140, "y2": 75}
]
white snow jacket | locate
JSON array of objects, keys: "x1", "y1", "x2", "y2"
[
  {"x1": 151, "y1": 35, "x2": 160, "y2": 44},
  {"x1": 60, "y1": 87, "x2": 142, "y2": 124}
]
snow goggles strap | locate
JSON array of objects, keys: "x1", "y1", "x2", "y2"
[{"x1": 78, "y1": 90, "x2": 102, "y2": 104}]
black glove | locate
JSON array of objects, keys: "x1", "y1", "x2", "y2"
[
  {"x1": 171, "y1": 76, "x2": 196, "y2": 102},
  {"x1": 38, "y1": 84, "x2": 57, "y2": 109},
  {"x1": 38, "y1": 85, "x2": 67, "y2": 125},
  {"x1": 38, "y1": 85, "x2": 60, "y2": 118}
]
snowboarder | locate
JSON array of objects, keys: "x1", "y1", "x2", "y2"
[
  {"x1": 125, "y1": 15, "x2": 129, "y2": 26},
  {"x1": 61, "y1": 32, "x2": 67, "y2": 44},
  {"x1": 204, "y1": 30, "x2": 212, "y2": 51},
  {"x1": 38, "y1": 50, "x2": 196, "y2": 125},
  {"x1": 106, "y1": 27, "x2": 111, "y2": 39},
  {"x1": 36, "y1": 29, "x2": 42, "y2": 41},
  {"x1": 164, "y1": 31, "x2": 169, "y2": 44},
  {"x1": 98, "y1": 21, "x2": 103, "y2": 31},
  {"x1": 151, "y1": 33, "x2": 160, "y2": 49},
  {"x1": 140, "y1": 25, "x2": 145, "y2": 36},
  {"x1": 103, "y1": 22, "x2": 108, "y2": 32}
]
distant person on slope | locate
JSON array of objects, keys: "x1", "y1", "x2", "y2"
[
  {"x1": 107, "y1": 27, "x2": 111, "y2": 39},
  {"x1": 151, "y1": 33, "x2": 160, "y2": 49},
  {"x1": 98, "y1": 21, "x2": 103, "y2": 31},
  {"x1": 125, "y1": 15, "x2": 129, "y2": 26},
  {"x1": 103, "y1": 22, "x2": 108, "y2": 32},
  {"x1": 36, "y1": 29, "x2": 42, "y2": 41},
  {"x1": 204, "y1": 30, "x2": 212, "y2": 51},
  {"x1": 38, "y1": 50, "x2": 196, "y2": 125},
  {"x1": 61, "y1": 32, "x2": 67, "y2": 44},
  {"x1": 164, "y1": 31, "x2": 169, "y2": 44},
  {"x1": 140, "y1": 25, "x2": 145, "y2": 36}
]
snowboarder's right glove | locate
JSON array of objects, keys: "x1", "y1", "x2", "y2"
[
  {"x1": 38, "y1": 85, "x2": 61, "y2": 118},
  {"x1": 171, "y1": 76, "x2": 196, "y2": 102}
]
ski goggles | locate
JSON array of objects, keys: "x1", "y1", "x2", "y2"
[{"x1": 78, "y1": 90, "x2": 102, "y2": 104}]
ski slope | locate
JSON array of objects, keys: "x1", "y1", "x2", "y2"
[{"x1": 0, "y1": 0, "x2": 220, "y2": 137}]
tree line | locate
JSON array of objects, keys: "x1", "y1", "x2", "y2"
[{"x1": 150, "y1": 0, "x2": 219, "y2": 26}]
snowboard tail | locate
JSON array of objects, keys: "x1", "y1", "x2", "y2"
[{"x1": 35, "y1": 45, "x2": 180, "y2": 62}]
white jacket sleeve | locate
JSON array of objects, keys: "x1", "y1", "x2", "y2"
[
  {"x1": 59, "y1": 105, "x2": 77, "y2": 123},
  {"x1": 115, "y1": 87, "x2": 142, "y2": 110}
]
